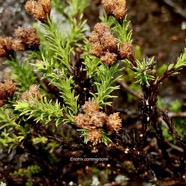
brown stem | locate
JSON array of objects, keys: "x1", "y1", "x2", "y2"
[{"x1": 117, "y1": 80, "x2": 141, "y2": 99}]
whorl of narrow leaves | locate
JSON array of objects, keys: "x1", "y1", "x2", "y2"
[{"x1": 133, "y1": 58, "x2": 155, "y2": 87}]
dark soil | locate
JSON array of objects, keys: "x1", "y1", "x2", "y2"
[{"x1": 0, "y1": 0, "x2": 186, "y2": 185}]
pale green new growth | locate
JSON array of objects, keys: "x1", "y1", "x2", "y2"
[
  {"x1": 32, "y1": 135, "x2": 48, "y2": 145},
  {"x1": 134, "y1": 58, "x2": 155, "y2": 87},
  {"x1": 14, "y1": 97, "x2": 64, "y2": 125},
  {"x1": 174, "y1": 48, "x2": 186, "y2": 70},
  {"x1": 4, "y1": 57, "x2": 36, "y2": 92},
  {"x1": 82, "y1": 39, "x2": 101, "y2": 78},
  {"x1": 0, "y1": 108, "x2": 26, "y2": 151},
  {"x1": 11, "y1": 165, "x2": 41, "y2": 178},
  {"x1": 92, "y1": 63, "x2": 121, "y2": 106}
]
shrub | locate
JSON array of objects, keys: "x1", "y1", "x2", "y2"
[{"x1": 0, "y1": 0, "x2": 185, "y2": 185}]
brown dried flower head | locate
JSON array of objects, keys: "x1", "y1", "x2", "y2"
[
  {"x1": 82, "y1": 101, "x2": 100, "y2": 115},
  {"x1": 0, "y1": 37, "x2": 14, "y2": 57},
  {"x1": 25, "y1": 0, "x2": 50, "y2": 23},
  {"x1": 75, "y1": 101, "x2": 108, "y2": 129},
  {"x1": 12, "y1": 39, "x2": 25, "y2": 51},
  {"x1": 106, "y1": 112, "x2": 122, "y2": 131},
  {"x1": 93, "y1": 22, "x2": 110, "y2": 36},
  {"x1": 74, "y1": 113, "x2": 90, "y2": 128},
  {"x1": 102, "y1": 0, "x2": 127, "y2": 20},
  {"x1": 0, "y1": 28, "x2": 39, "y2": 55},
  {"x1": 39, "y1": 0, "x2": 51, "y2": 15},
  {"x1": 90, "y1": 42, "x2": 103, "y2": 58},
  {"x1": 0, "y1": 37, "x2": 7, "y2": 57},
  {"x1": 4, "y1": 80, "x2": 16, "y2": 97},
  {"x1": 3, "y1": 37, "x2": 13, "y2": 51},
  {"x1": 20, "y1": 84, "x2": 41, "y2": 105},
  {"x1": 101, "y1": 52, "x2": 117, "y2": 66},
  {"x1": 86, "y1": 128, "x2": 102, "y2": 143},
  {"x1": 14, "y1": 27, "x2": 40, "y2": 48},
  {"x1": 89, "y1": 111, "x2": 108, "y2": 128},
  {"x1": 0, "y1": 83, "x2": 6, "y2": 100},
  {"x1": 101, "y1": 34, "x2": 118, "y2": 52},
  {"x1": 119, "y1": 42, "x2": 132, "y2": 59}
]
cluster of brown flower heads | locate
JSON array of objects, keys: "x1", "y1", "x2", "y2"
[
  {"x1": 25, "y1": 0, "x2": 51, "y2": 23},
  {"x1": 89, "y1": 23, "x2": 132, "y2": 65},
  {"x1": 89, "y1": 0, "x2": 132, "y2": 66},
  {"x1": 74, "y1": 101, "x2": 122, "y2": 143},
  {"x1": 102, "y1": 0, "x2": 127, "y2": 20},
  {"x1": 89, "y1": 23, "x2": 118, "y2": 66},
  {"x1": 0, "y1": 80, "x2": 16, "y2": 107},
  {"x1": 0, "y1": 27, "x2": 40, "y2": 58}
]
